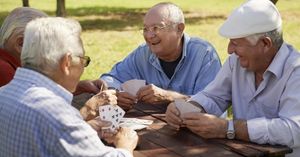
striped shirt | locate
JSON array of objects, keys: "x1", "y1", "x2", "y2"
[{"x1": 0, "y1": 68, "x2": 132, "y2": 157}]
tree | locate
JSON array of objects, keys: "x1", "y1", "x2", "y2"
[
  {"x1": 56, "y1": 0, "x2": 66, "y2": 17},
  {"x1": 22, "y1": 0, "x2": 29, "y2": 7}
]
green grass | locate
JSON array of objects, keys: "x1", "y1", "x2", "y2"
[{"x1": 1, "y1": 0, "x2": 300, "y2": 80}]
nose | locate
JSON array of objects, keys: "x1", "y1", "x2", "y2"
[{"x1": 143, "y1": 31, "x2": 156, "y2": 38}]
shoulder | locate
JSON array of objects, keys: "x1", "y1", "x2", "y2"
[
  {"x1": 127, "y1": 43, "x2": 152, "y2": 60},
  {"x1": 187, "y1": 36, "x2": 216, "y2": 52}
]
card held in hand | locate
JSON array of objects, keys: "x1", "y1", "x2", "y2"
[
  {"x1": 174, "y1": 99, "x2": 202, "y2": 118},
  {"x1": 121, "y1": 79, "x2": 146, "y2": 96},
  {"x1": 99, "y1": 104, "x2": 125, "y2": 132}
]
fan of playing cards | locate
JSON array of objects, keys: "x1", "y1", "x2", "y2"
[
  {"x1": 99, "y1": 104, "x2": 154, "y2": 131},
  {"x1": 174, "y1": 99, "x2": 202, "y2": 118},
  {"x1": 99, "y1": 104, "x2": 125, "y2": 132}
]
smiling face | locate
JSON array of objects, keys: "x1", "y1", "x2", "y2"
[
  {"x1": 143, "y1": 5, "x2": 184, "y2": 61},
  {"x1": 227, "y1": 37, "x2": 274, "y2": 74}
]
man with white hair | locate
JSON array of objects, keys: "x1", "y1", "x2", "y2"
[
  {"x1": 0, "y1": 7, "x2": 47, "y2": 87},
  {"x1": 0, "y1": 17, "x2": 138, "y2": 156},
  {"x1": 101, "y1": 2, "x2": 221, "y2": 110},
  {"x1": 166, "y1": 0, "x2": 300, "y2": 156}
]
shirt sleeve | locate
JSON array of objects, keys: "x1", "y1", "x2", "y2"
[
  {"x1": 100, "y1": 47, "x2": 142, "y2": 90},
  {"x1": 247, "y1": 69, "x2": 300, "y2": 148},
  {"x1": 42, "y1": 102, "x2": 133, "y2": 157}
]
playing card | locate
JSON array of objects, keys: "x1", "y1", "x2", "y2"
[
  {"x1": 121, "y1": 79, "x2": 146, "y2": 96},
  {"x1": 99, "y1": 104, "x2": 125, "y2": 131},
  {"x1": 119, "y1": 118, "x2": 153, "y2": 130},
  {"x1": 174, "y1": 99, "x2": 202, "y2": 118}
]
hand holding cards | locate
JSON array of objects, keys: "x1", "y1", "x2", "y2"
[
  {"x1": 121, "y1": 79, "x2": 146, "y2": 96},
  {"x1": 174, "y1": 99, "x2": 203, "y2": 118},
  {"x1": 99, "y1": 104, "x2": 125, "y2": 132}
]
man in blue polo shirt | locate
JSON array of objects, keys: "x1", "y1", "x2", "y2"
[{"x1": 101, "y1": 2, "x2": 221, "y2": 110}]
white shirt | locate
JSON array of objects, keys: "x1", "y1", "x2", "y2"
[{"x1": 190, "y1": 43, "x2": 300, "y2": 157}]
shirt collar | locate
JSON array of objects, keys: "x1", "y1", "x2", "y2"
[
  {"x1": 0, "y1": 48, "x2": 21, "y2": 69},
  {"x1": 14, "y1": 67, "x2": 73, "y2": 104},
  {"x1": 266, "y1": 42, "x2": 289, "y2": 79}
]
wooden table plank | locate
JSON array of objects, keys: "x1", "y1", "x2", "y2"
[{"x1": 129, "y1": 103, "x2": 292, "y2": 157}]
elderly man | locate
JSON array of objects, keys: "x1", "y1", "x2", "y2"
[
  {"x1": 0, "y1": 7, "x2": 108, "y2": 111},
  {"x1": 101, "y1": 2, "x2": 221, "y2": 110},
  {"x1": 0, "y1": 7, "x2": 47, "y2": 86},
  {"x1": 166, "y1": 0, "x2": 299, "y2": 156},
  {"x1": 0, "y1": 17, "x2": 138, "y2": 156}
]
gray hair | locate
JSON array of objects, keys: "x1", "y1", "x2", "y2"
[
  {"x1": 0, "y1": 7, "x2": 48, "y2": 48},
  {"x1": 246, "y1": 27, "x2": 283, "y2": 49},
  {"x1": 21, "y1": 17, "x2": 83, "y2": 76},
  {"x1": 153, "y1": 2, "x2": 185, "y2": 24}
]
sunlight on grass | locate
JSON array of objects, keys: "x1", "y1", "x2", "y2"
[{"x1": 0, "y1": 0, "x2": 299, "y2": 81}]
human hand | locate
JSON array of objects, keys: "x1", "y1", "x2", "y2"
[
  {"x1": 117, "y1": 91, "x2": 136, "y2": 111},
  {"x1": 182, "y1": 112, "x2": 227, "y2": 139},
  {"x1": 87, "y1": 116, "x2": 112, "y2": 136},
  {"x1": 80, "y1": 89, "x2": 117, "y2": 121},
  {"x1": 136, "y1": 84, "x2": 170, "y2": 104},
  {"x1": 114, "y1": 127, "x2": 138, "y2": 154},
  {"x1": 74, "y1": 79, "x2": 107, "y2": 95},
  {"x1": 165, "y1": 102, "x2": 182, "y2": 130}
]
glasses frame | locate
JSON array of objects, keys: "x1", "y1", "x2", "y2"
[
  {"x1": 75, "y1": 55, "x2": 91, "y2": 67},
  {"x1": 141, "y1": 24, "x2": 175, "y2": 35}
]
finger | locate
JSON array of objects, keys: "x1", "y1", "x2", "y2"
[
  {"x1": 136, "y1": 85, "x2": 152, "y2": 100},
  {"x1": 182, "y1": 112, "x2": 204, "y2": 120}
]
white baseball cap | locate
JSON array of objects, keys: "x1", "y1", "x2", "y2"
[{"x1": 219, "y1": 0, "x2": 282, "y2": 39}]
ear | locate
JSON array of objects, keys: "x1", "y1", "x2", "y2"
[
  {"x1": 60, "y1": 53, "x2": 72, "y2": 76},
  {"x1": 177, "y1": 23, "x2": 185, "y2": 34},
  {"x1": 15, "y1": 35, "x2": 23, "y2": 55},
  {"x1": 261, "y1": 37, "x2": 273, "y2": 52}
]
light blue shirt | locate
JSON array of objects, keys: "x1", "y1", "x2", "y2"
[
  {"x1": 190, "y1": 43, "x2": 300, "y2": 157},
  {"x1": 101, "y1": 34, "x2": 221, "y2": 95},
  {"x1": 0, "y1": 68, "x2": 132, "y2": 157}
]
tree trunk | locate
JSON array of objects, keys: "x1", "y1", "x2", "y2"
[
  {"x1": 22, "y1": 0, "x2": 29, "y2": 7},
  {"x1": 56, "y1": 0, "x2": 66, "y2": 17}
]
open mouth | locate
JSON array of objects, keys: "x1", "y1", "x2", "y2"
[{"x1": 150, "y1": 41, "x2": 160, "y2": 45}]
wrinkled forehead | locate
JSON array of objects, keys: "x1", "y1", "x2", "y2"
[{"x1": 144, "y1": 6, "x2": 170, "y2": 26}]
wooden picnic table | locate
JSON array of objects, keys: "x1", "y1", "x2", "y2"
[{"x1": 126, "y1": 103, "x2": 293, "y2": 157}]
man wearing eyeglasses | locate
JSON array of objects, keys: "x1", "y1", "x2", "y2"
[
  {"x1": 0, "y1": 7, "x2": 108, "y2": 110},
  {"x1": 0, "y1": 17, "x2": 138, "y2": 157},
  {"x1": 101, "y1": 2, "x2": 221, "y2": 110}
]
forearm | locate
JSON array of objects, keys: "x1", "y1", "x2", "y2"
[
  {"x1": 165, "y1": 90, "x2": 190, "y2": 102},
  {"x1": 234, "y1": 120, "x2": 250, "y2": 141}
]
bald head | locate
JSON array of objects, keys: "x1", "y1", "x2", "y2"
[
  {"x1": 145, "y1": 2, "x2": 184, "y2": 25},
  {"x1": 0, "y1": 7, "x2": 48, "y2": 50}
]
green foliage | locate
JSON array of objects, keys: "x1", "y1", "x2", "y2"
[{"x1": 0, "y1": 0, "x2": 299, "y2": 80}]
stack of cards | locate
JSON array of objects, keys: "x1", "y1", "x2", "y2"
[
  {"x1": 174, "y1": 99, "x2": 202, "y2": 118},
  {"x1": 99, "y1": 104, "x2": 125, "y2": 131},
  {"x1": 119, "y1": 118, "x2": 153, "y2": 130},
  {"x1": 121, "y1": 79, "x2": 146, "y2": 96}
]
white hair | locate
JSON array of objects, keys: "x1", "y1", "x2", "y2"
[
  {"x1": 21, "y1": 17, "x2": 83, "y2": 75},
  {"x1": 153, "y1": 2, "x2": 185, "y2": 24},
  {"x1": 0, "y1": 7, "x2": 47, "y2": 48},
  {"x1": 246, "y1": 27, "x2": 283, "y2": 49}
]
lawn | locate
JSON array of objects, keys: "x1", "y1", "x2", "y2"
[{"x1": 1, "y1": 0, "x2": 300, "y2": 80}]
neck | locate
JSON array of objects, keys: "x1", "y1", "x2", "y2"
[{"x1": 160, "y1": 38, "x2": 183, "y2": 62}]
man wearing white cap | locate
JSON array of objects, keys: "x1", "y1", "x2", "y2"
[{"x1": 166, "y1": 0, "x2": 300, "y2": 156}]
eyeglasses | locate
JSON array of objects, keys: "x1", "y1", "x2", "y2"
[
  {"x1": 75, "y1": 55, "x2": 91, "y2": 67},
  {"x1": 141, "y1": 24, "x2": 171, "y2": 35}
]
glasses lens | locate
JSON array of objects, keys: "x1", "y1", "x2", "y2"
[{"x1": 83, "y1": 56, "x2": 90, "y2": 67}]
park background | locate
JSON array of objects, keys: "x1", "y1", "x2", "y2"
[{"x1": 1, "y1": 0, "x2": 299, "y2": 80}]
